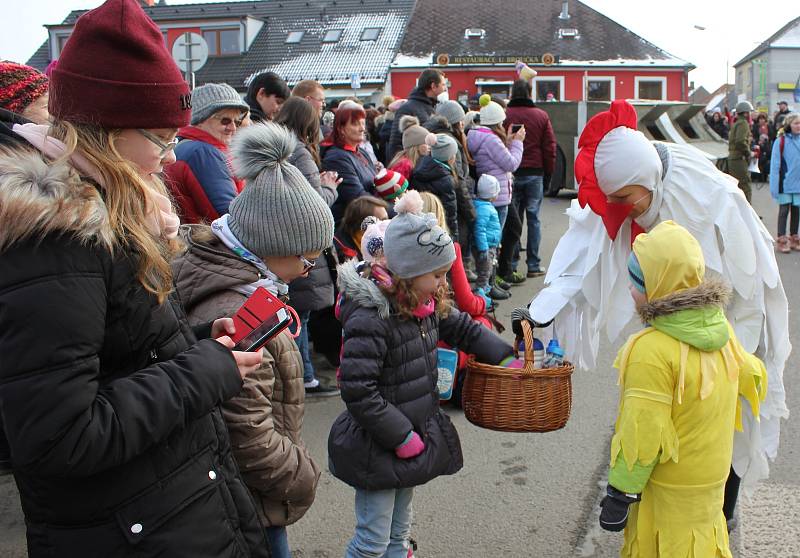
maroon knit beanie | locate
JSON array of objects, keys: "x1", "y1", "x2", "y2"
[
  {"x1": 0, "y1": 61, "x2": 49, "y2": 114},
  {"x1": 49, "y1": 0, "x2": 191, "y2": 129}
]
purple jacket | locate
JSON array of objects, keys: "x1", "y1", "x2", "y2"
[{"x1": 466, "y1": 127, "x2": 523, "y2": 207}]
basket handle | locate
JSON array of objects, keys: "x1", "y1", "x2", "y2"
[{"x1": 518, "y1": 319, "x2": 538, "y2": 369}]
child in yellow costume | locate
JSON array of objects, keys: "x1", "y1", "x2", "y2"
[{"x1": 598, "y1": 221, "x2": 766, "y2": 557}]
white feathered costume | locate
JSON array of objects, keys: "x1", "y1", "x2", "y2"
[{"x1": 530, "y1": 100, "x2": 789, "y2": 491}]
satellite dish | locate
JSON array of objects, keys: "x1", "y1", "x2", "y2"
[{"x1": 172, "y1": 32, "x2": 209, "y2": 73}]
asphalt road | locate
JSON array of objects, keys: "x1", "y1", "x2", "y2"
[{"x1": 0, "y1": 183, "x2": 797, "y2": 557}]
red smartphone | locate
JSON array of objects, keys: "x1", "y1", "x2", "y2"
[{"x1": 229, "y1": 287, "x2": 293, "y2": 352}]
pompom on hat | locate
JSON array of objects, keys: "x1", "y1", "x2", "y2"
[
  {"x1": 575, "y1": 100, "x2": 662, "y2": 241},
  {"x1": 384, "y1": 190, "x2": 456, "y2": 279},
  {"x1": 360, "y1": 217, "x2": 390, "y2": 263},
  {"x1": 478, "y1": 94, "x2": 506, "y2": 127},
  {"x1": 373, "y1": 168, "x2": 409, "y2": 201},
  {"x1": 49, "y1": 0, "x2": 191, "y2": 129}
]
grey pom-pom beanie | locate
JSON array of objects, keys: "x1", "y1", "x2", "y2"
[
  {"x1": 227, "y1": 122, "x2": 334, "y2": 258},
  {"x1": 190, "y1": 82, "x2": 250, "y2": 125},
  {"x1": 384, "y1": 191, "x2": 455, "y2": 279}
]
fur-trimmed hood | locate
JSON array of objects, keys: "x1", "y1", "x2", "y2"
[
  {"x1": 0, "y1": 143, "x2": 113, "y2": 253},
  {"x1": 638, "y1": 278, "x2": 732, "y2": 352},
  {"x1": 336, "y1": 259, "x2": 391, "y2": 319}
]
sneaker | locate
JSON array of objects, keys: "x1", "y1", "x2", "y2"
[
  {"x1": 465, "y1": 268, "x2": 478, "y2": 282},
  {"x1": 304, "y1": 380, "x2": 340, "y2": 397},
  {"x1": 791, "y1": 234, "x2": 800, "y2": 251},
  {"x1": 527, "y1": 266, "x2": 547, "y2": 278},
  {"x1": 500, "y1": 271, "x2": 527, "y2": 285},
  {"x1": 488, "y1": 286, "x2": 511, "y2": 300},
  {"x1": 777, "y1": 235, "x2": 792, "y2": 254},
  {"x1": 495, "y1": 277, "x2": 511, "y2": 290}
]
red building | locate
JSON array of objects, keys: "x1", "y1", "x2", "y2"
[{"x1": 390, "y1": 0, "x2": 693, "y2": 104}]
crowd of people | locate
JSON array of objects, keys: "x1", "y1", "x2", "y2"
[{"x1": 0, "y1": 1, "x2": 792, "y2": 557}]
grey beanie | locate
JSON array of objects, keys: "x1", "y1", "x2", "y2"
[
  {"x1": 400, "y1": 115, "x2": 437, "y2": 149},
  {"x1": 435, "y1": 100, "x2": 466, "y2": 126},
  {"x1": 228, "y1": 122, "x2": 334, "y2": 258},
  {"x1": 384, "y1": 190, "x2": 456, "y2": 279},
  {"x1": 432, "y1": 134, "x2": 458, "y2": 162},
  {"x1": 191, "y1": 83, "x2": 250, "y2": 125}
]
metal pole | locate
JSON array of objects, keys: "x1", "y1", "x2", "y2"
[{"x1": 183, "y1": 32, "x2": 193, "y2": 89}]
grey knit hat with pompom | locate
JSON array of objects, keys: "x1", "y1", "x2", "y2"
[{"x1": 228, "y1": 122, "x2": 334, "y2": 258}]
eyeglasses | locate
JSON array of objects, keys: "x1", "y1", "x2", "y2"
[
  {"x1": 211, "y1": 114, "x2": 246, "y2": 127},
  {"x1": 307, "y1": 96, "x2": 326, "y2": 107},
  {"x1": 298, "y1": 254, "x2": 317, "y2": 272},
  {"x1": 137, "y1": 129, "x2": 179, "y2": 158}
]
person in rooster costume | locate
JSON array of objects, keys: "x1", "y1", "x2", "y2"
[{"x1": 525, "y1": 100, "x2": 790, "y2": 529}]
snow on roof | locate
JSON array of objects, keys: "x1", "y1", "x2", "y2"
[{"x1": 247, "y1": 12, "x2": 406, "y2": 86}]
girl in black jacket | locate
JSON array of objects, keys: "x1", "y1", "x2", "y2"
[
  {"x1": 411, "y1": 134, "x2": 460, "y2": 240},
  {"x1": 0, "y1": 1, "x2": 268, "y2": 556},
  {"x1": 328, "y1": 191, "x2": 512, "y2": 557}
]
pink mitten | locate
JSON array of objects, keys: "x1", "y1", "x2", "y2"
[
  {"x1": 395, "y1": 431, "x2": 425, "y2": 459},
  {"x1": 499, "y1": 355, "x2": 525, "y2": 369}
]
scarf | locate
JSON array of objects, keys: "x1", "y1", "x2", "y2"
[
  {"x1": 12, "y1": 123, "x2": 179, "y2": 240},
  {"x1": 211, "y1": 214, "x2": 288, "y2": 298}
]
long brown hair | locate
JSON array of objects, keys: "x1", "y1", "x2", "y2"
[
  {"x1": 275, "y1": 97, "x2": 322, "y2": 167},
  {"x1": 490, "y1": 123, "x2": 508, "y2": 145},
  {"x1": 51, "y1": 120, "x2": 178, "y2": 303}
]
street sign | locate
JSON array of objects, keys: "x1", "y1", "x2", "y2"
[
  {"x1": 172, "y1": 32, "x2": 209, "y2": 73},
  {"x1": 350, "y1": 73, "x2": 361, "y2": 90}
]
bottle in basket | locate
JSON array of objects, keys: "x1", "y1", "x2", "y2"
[{"x1": 543, "y1": 339, "x2": 564, "y2": 368}]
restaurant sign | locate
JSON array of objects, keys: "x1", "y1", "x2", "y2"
[{"x1": 434, "y1": 53, "x2": 559, "y2": 66}]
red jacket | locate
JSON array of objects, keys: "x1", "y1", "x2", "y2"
[
  {"x1": 450, "y1": 242, "x2": 485, "y2": 318},
  {"x1": 504, "y1": 98, "x2": 557, "y2": 175},
  {"x1": 164, "y1": 126, "x2": 244, "y2": 224}
]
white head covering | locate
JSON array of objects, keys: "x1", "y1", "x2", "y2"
[{"x1": 594, "y1": 127, "x2": 663, "y2": 195}]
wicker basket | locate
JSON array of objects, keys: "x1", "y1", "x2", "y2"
[{"x1": 462, "y1": 320, "x2": 574, "y2": 432}]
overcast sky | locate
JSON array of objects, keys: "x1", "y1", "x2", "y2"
[{"x1": 1, "y1": 0, "x2": 797, "y2": 91}]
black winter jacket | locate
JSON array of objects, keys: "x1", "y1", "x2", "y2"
[
  {"x1": 0, "y1": 140, "x2": 269, "y2": 557},
  {"x1": 386, "y1": 87, "x2": 437, "y2": 162},
  {"x1": 328, "y1": 262, "x2": 512, "y2": 490},
  {"x1": 411, "y1": 155, "x2": 459, "y2": 241}
]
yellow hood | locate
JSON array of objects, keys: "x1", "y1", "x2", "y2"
[{"x1": 632, "y1": 220, "x2": 704, "y2": 301}]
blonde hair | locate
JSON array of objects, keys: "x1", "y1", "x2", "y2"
[
  {"x1": 783, "y1": 113, "x2": 799, "y2": 133},
  {"x1": 385, "y1": 275, "x2": 452, "y2": 320},
  {"x1": 388, "y1": 144, "x2": 427, "y2": 169},
  {"x1": 419, "y1": 191, "x2": 449, "y2": 234},
  {"x1": 51, "y1": 120, "x2": 179, "y2": 303}
]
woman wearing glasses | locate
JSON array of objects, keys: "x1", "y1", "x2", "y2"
[
  {"x1": 0, "y1": 0, "x2": 269, "y2": 556},
  {"x1": 173, "y1": 121, "x2": 335, "y2": 558},
  {"x1": 165, "y1": 82, "x2": 250, "y2": 224}
]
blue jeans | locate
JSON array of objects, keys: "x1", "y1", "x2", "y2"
[
  {"x1": 510, "y1": 175, "x2": 544, "y2": 271},
  {"x1": 495, "y1": 204, "x2": 509, "y2": 230},
  {"x1": 295, "y1": 310, "x2": 315, "y2": 384},
  {"x1": 265, "y1": 526, "x2": 290, "y2": 558},
  {"x1": 346, "y1": 487, "x2": 414, "y2": 558}
]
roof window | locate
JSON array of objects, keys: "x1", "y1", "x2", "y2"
[
  {"x1": 286, "y1": 31, "x2": 305, "y2": 43},
  {"x1": 558, "y1": 28, "x2": 580, "y2": 39},
  {"x1": 323, "y1": 29, "x2": 343, "y2": 43},
  {"x1": 464, "y1": 28, "x2": 486, "y2": 39},
  {"x1": 361, "y1": 27, "x2": 381, "y2": 41}
]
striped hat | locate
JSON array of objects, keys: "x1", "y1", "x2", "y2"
[
  {"x1": 0, "y1": 61, "x2": 48, "y2": 114},
  {"x1": 373, "y1": 168, "x2": 409, "y2": 201},
  {"x1": 627, "y1": 251, "x2": 646, "y2": 293}
]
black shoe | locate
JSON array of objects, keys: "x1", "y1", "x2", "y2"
[
  {"x1": 305, "y1": 382, "x2": 340, "y2": 397},
  {"x1": 488, "y1": 286, "x2": 511, "y2": 300},
  {"x1": 495, "y1": 277, "x2": 511, "y2": 290},
  {"x1": 527, "y1": 266, "x2": 546, "y2": 278}
]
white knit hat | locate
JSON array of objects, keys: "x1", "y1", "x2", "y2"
[
  {"x1": 477, "y1": 174, "x2": 501, "y2": 200},
  {"x1": 478, "y1": 94, "x2": 505, "y2": 126}
]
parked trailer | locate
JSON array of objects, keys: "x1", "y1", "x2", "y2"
[{"x1": 536, "y1": 101, "x2": 728, "y2": 196}]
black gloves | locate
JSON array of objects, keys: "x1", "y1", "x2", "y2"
[
  {"x1": 599, "y1": 485, "x2": 641, "y2": 532},
  {"x1": 510, "y1": 307, "x2": 552, "y2": 338}
]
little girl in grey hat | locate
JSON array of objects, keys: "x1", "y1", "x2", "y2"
[
  {"x1": 328, "y1": 190, "x2": 513, "y2": 558},
  {"x1": 172, "y1": 121, "x2": 333, "y2": 558}
]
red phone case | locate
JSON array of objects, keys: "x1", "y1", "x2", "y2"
[{"x1": 229, "y1": 287, "x2": 293, "y2": 351}]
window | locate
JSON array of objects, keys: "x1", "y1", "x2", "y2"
[
  {"x1": 56, "y1": 34, "x2": 72, "y2": 56},
  {"x1": 361, "y1": 27, "x2": 381, "y2": 41},
  {"x1": 464, "y1": 28, "x2": 486, "y2": 39},
  {"x1": 635, "y1": 77, "x2": 666, "y2": 100},
  {"x1": 322, "y1": 29, "x2": 343, "y2": 43},
  {"x1": 285, "y1": 31, "x2": 304, "y2": 44},
  {"x1": 585, "y1": 77, "x2": 614, "y2": 101},
  {"x1": 203, "y1": 28, "x2": 239, "y2": 56},
  {"x1": 477, "y1": 83, "x2": 511, "y2": 100},
  {"x1": 534, "y1": 77, "x2": 564, "y2": 101}
]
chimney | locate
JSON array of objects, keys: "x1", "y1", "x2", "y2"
[{"x1": 559, "y1": 1, "x2": 570, "y2": 20}]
